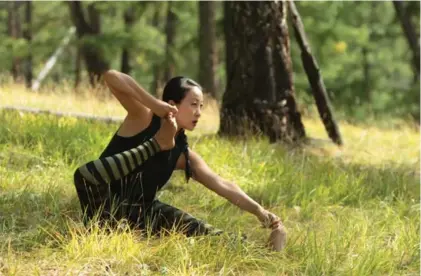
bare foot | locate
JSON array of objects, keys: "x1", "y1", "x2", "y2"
[
  {"x1": 154, "y1": 113, "x2": 177, "y2": 150},
  {"x1": 267, "y1": 223, "x2": 287, "y2": 251}
]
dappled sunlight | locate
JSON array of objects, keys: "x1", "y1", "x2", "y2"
[
  {"x1": 2, "y1": 84, "x2": 418, "y2": 173},
  {"x1": 0, "y1": 83, "x2": 127, "y2": 118},
  {"x1": 0, "y1": 83, "x2": 221, "y2": 135},
  {"x1": 0, "y1": 85, "x2": 419, "y2": 275},
  {"x1": 302, "y1": 117, "x2": 420, "y2": 173},
  {"x1": 1, "y1": 0, "x2": 419, "y2": 273}
]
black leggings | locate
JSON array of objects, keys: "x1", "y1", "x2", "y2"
[
  {"x1": 137, "y1": 200, "x2": 224, "y2": 237},
  {"x1": 73, "y1": 169, "x2": 225, "y2": 238},
  {"x1": 72, "y1": 137, "x2": 241, "y2": 239}
]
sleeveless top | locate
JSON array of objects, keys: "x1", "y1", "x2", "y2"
[{"x1": 99, "y1": 114, "x2": 191, "y2": 207}]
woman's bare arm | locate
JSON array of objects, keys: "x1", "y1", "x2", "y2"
[
  {"x1": 186, "y1": 150, "x2": 275, "y2": 223},
  {"x1": 103, "y1": 70, "x2": 177, "y2": 117},
  {"x1": 186, "y1": 150, "x2": 287, "y2": 250}
]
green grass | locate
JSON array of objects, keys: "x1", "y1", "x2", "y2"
[{"x1": 0, "y1": 86, "x2": 419, "y2": 275}]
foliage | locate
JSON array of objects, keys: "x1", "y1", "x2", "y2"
[
  {"x1": 291, "y1": 1, "x2": 419, "y2": 119},
  {"x1": 0, "y1": 1, "x2": 419, "y2": 120}
]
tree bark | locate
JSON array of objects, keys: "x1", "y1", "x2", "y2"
[
  {"x1": 271, "y1": 1, "x2": 306, "y2": 141},
  {"x1": 8, "y1": 1, "x2": 22, "y2": 82},
  {"x1": 362, "y1": 46, "x2": 370, "y2": 103},
  {"x1": 67, "y1": 1, "x2": 109, "y2": 86},
  {"x1": 392, "y1": 0, "x2": 420, "y2": 80},
  {"x1": 74, "y1": 45, "x2": 82, "y2": 88},
  {"x1": 164, "y1": 1, "x2": 177, "y2": 81},
  {"x1": 121, "y1": 7, "x2": 135, "y2": 74},
  {"x1": 219, "y1": 1, "x2": 306, "y2": 143},
  {"x1": 223, "y1": 1, "x2": 233, "y2": 93},
  {"x1": 288, "y1": 0, "x2": 343, "y2": 146},
  {"x1": 23, "y1": 0, "x2": 32, "y2": 89},
  {"x1": 361, "y1": 1, "x2": 376, "y2": 103},
  {"x1": 198, "y1": 1, "x2": 217, "y2": 98},
  {"x1": 150, "y1": 6, "x2": 163, "y2": 97}
]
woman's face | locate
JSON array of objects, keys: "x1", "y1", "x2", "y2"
[{"x1": 173, "y1": 86, "x2": 204, "y2": 131}]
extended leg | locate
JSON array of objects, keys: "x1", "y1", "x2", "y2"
[{"x1": 140, "y1": 200, "x2": 224, "y2": 237}]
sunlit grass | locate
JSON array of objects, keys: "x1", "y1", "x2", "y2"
[{"x1": 0, "y1": 84, "x2": 419, "y2": 275}]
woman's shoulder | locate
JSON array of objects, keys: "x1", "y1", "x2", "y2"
[
  {"x1": 116, "y1": 111, "x2": 160, "y2": 138},
  {"x1": 99, "y1": 112, "x2": 160, "y2": 157}
]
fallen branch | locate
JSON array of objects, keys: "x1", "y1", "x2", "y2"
[
  {"x1": 0, "y1": 105, "x2": 124, "y2": 124},
  {"x1": 287, "y1": 0, "x2": 343, "y2": 146},
  {"x1": 31, "y1": 27, "x2": 76, "y2": 91}
]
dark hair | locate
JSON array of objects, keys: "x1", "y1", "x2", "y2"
[
  {"x1": 162, "y1": 76, "x2": 202, "y2": 104},
  {"x1": 162, "y1": 76, "x2": 201, "y2": 183}
]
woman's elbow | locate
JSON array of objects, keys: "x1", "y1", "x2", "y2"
[{"x1": 103, "y1": 69, "x2": 121, "y2": 84}]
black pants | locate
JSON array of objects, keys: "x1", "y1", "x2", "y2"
[
  {"x1": 73, "y1": 170, "x2": 224, "y2": 237},
  {"x1": 136, "y1": 200, "x2": 224, "y2": 237}
]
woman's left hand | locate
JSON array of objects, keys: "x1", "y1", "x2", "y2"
[
  {"x1": 257, "y1": 209, "x2": 287, "y2": 251},
  {"x1": 257, "y1": 209, "x2": 281, "y2": 229}
]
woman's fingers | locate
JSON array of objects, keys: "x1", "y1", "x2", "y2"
[
  {"x1": 262, "y1": 212, "x2": 282, "y2": 229},
  {"x1": 169, "y1": 105, "x2": 178, "y2": 114}
]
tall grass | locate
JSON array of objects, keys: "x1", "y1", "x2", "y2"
[{"x1": 0, "y1": 84, "x2": 419, "y2": 275}]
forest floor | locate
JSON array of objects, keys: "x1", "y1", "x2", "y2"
[{"x1": 0, "y1": 84, "x2": 419, "y2": 275}]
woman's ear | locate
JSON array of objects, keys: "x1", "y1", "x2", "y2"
[{"x1": 168, "y1": 100, "x2": 176, "y2": 106}]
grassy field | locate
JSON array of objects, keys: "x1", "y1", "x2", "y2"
[{"x1": 0, "y1": 84, "x2": 419, "y2": 275}]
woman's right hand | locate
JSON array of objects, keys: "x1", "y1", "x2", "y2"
[{"x1": 153, "y1": 100, "x2": 178, "y2": 118}]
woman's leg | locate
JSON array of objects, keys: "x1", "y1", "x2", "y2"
[
  {"x1": 73, "y1": 137, "x2": 161, "y2": 224},
  {"x1": 140, "y1": 200, "x2": 224, "y2": 237}
]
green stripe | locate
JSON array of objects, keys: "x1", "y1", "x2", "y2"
[
  {"x1": 93, "y1": 160, "x2": 110, "y2": 183},
  {"x1": 145, "y1": 141, "x2": 155, "y2": 156},
  {"x1": 79, "y1": 165, "x2": 98, "y2": 184},
  {"x1": 115, "y1": 153, "x2": 129, "y2": 175},
  {"x1": 139, "y1": 145, "x2": 148, "y2": 162},
  {"x1": 130, "y1": 148, "x2": 140, "y2": 164},
  {"x1": 204, "y1": 223, "x2": 214, "y2": 230},
  {"x1": 122, "y1": 151, "x2": 135, "y2": 171},
  {"x1": 131, "y1": 148, "x2": 143, "y2": 165},
  {"x1": 150, "y1": 138, "x2": 161, "y2": 152},
  {"x1": 105, "y1": 156, "x2": 120, "y2": 180}
]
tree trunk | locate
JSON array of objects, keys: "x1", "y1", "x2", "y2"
[
  {"x1": 150, "y1": 6, "x2": 163, "y2": 97},
  {"x1": 23, "y1": 0, "x2": 32, "y2": 89},
  {"x1": 223, "y1": 1, "x2": 233, "y2": 93},
  {"x1": 362, "y1": 1, "x2": 376, "y2": 104},
  {"x1": 362, "y1": 46, "x2": 370, "y2": 103},
  {"x1": 164, "y1": 1, "x2": 177, "y2": 81},
  {"x1": 121, "y1": 7, "x2": 135, "y2": 74},
  {"x1": 67, "y1": 1, "x2": 109, "y2": 86},
  {"x1": 219, "y1": 1, "x2": 306, "y2": 143},
  {"x1": 288, "y1": 0, "x2": 343, "y2": 146},
  {"x1": 198, "y1": 1, "x2": 217, "y2": 98},
  {"x1": 74, "y1": 45, "x2": 82, "y2": 88},
  {"x1": 31, "y1": 27, "x2": 76, "y2": 91},
  {"x1": 392, "y1": 0, "x2": 420, "y2": 80},
  {"x1": 271, "y1": 1, "x2": 306, "y2": 141},
  {"x1": 8, "y1": 1, "x2": 22, "y2": 82}
]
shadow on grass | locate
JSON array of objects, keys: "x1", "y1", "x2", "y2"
[
  {"x1": 0, "y1": 112, "x2": 419, "y2": 254},
  {"x1": 244, "y1": 140, "x2": 420, "y2": 210},
  {"x1": 0, "y1": 188, "x2": 81, "y2": 252}
]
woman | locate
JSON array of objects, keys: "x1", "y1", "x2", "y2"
[{"x1": 73, "y1": 70, "x2": 286, "y2": 250}]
